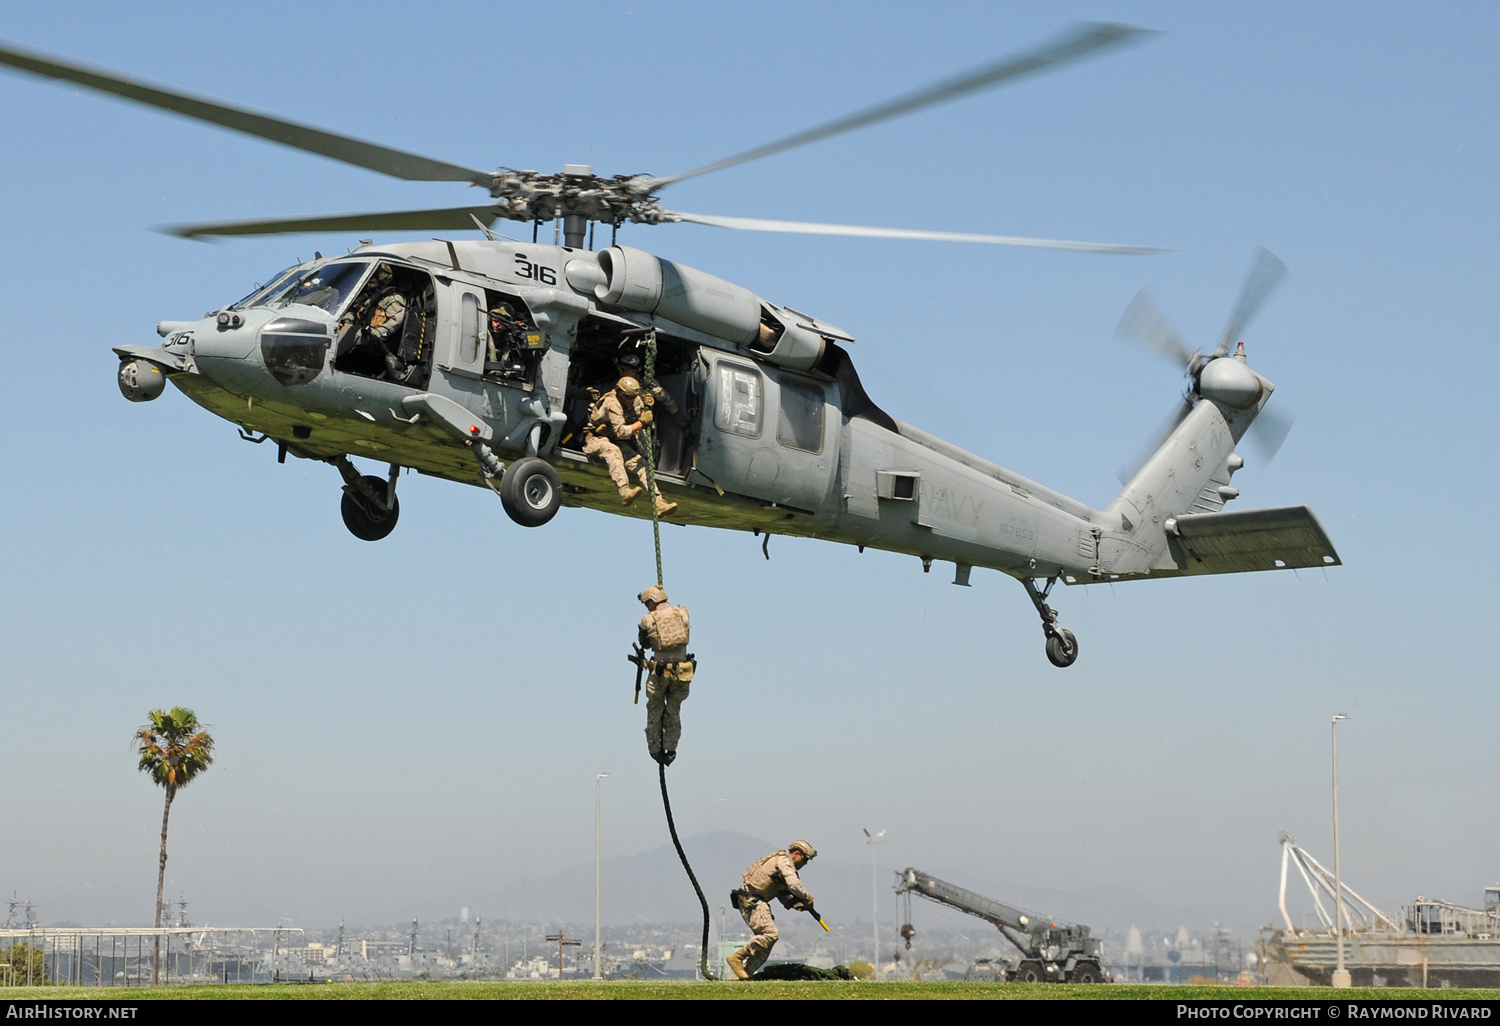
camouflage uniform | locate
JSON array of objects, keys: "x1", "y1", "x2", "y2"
[
  {"x1": 367, "y1": 290, "x2": 407, "y2": 343},
  {"x1": 583, "y1": 383, "x2": 675, "y2": 515},
  {"x1": 616, "y1": 353, "x2": 687, "y2": 427},
  {"x1": 731, "y1": 848, "x2": 816, "y2": 977},
  {"x1": 336, "y1": 284, "x2": 409, "y2": 379},
  {"x1": 639, "y1": 588, "x2": 692, "y2": 762}
]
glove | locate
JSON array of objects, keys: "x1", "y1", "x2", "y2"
[
  {"x1": 639, "y1": 409, "x2": 654, "y2": 426},
  {"x1": 643, "y1": 393, "x2": 655, "y2": 407},
  {"x1": 674, "y1": 412, "x2": 689, "y2": 429}
]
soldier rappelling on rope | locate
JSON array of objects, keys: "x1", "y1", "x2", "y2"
[{"x1": 633, "y1": 585, "x2": 695, "y2": 766}]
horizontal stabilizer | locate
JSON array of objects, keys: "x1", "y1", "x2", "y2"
[
  {"x1": 1066, "y1": 505, "x2": 1340, "y2": 585},
  {"x1": 1168, "y1": 505, "x2": 1339, "y2": 576}
]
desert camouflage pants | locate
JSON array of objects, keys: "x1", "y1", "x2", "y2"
[
  {"x1": 644, "y1": 672, "x2": 690, "y2": 758},
  {"x1": 582, "y1": 434, "x2": 651, "y2": 500},
  {"x1": 736, "y1": 898, "x2": 779, "y2": 975}
]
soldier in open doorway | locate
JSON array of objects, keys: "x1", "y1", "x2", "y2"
[
  {"x1": 583, "y1": 376, "x2": 677, "y2": 516},
  {"x1": 616, "y1": 350, "x2": 688, "y2": 430}
]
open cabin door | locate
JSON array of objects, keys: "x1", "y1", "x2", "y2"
[
  {"x1": 695, "y1": 354, "x2": 838, "y2": 513},
  {"x1": 437, "y1": 282, "x2": 486, "y2": 374}
]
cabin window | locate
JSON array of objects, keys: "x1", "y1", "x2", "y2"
[
  {"x1": 714, "y1": 363, "x2": 762, "y2": 438},
  {"x1": 776, "y1": 378, "x2": 824, "y2": 453},
  {"x1": 461, "y1": 293, "x2": 482, "y2": 366}
]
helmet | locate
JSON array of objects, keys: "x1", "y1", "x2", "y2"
[
  {"x1": 617, "y1": 376, "x2": 642, "y2": 397},
  {"x1": 639, "y1": 585, "x2": 668, "y2": 605},
  {"x1": 489, "y1": 304, "x2": 514, "y2": 321},
  {"x1": 616, "y1": 351, "x2": 642, "y2": 370},
  {"x1": 788, "y1": 840, "x2": 817, "y2": 860}
]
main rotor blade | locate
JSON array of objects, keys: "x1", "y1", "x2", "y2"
[
  {"x1": 163, "y1": 205, "x2": 509, "y2": 239},
  {"x1": 1214, "y1": 246, "x2": 1287, "y2": 356},
  {"x1": 667, "y1": 211, "x2": 1164, "y2": 254},
  {"x1": 0, "y1": 40, "x2": 492, "y2": 185},
  {"x1": 646, "y1": 22, "x2": 1154, "y2": 191},
  {"x1": 1116, "y1": 288, "x2": 1197, "y2": 365}
]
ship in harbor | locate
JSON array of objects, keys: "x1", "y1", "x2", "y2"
[{"x1": 1259, "y1": 831, "x2": 1500, "y2": 988}]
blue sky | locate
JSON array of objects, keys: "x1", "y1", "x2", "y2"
[{"x1": 0, "y1": 2, "x2": 1495, "y2": 935}]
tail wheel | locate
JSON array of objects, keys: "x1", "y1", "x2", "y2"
[
  {"x1": 1045, "y1": 629, "x2": 1079, "y2": 668},
  {"x1": 500, "y1": 457, "x2": 562, "y2": 527},
  {"x1": 340, "y1": 475, "x2": 399, "y2": 541}
]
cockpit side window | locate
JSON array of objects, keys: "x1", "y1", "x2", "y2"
[{"x1": 278, "y1": 262, "x2": 372, "y2": 316}]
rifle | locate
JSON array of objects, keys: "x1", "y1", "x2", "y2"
[
  {"x1": 805, "y1": 906, "x2": 830, "y2": 931},
  {"x1": 627, "y1": 644, "x2": 646, "y2": 704}
]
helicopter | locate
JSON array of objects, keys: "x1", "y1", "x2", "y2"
[{"x1": 0, "y1": 23, "x2": 1338, "y2": 667}]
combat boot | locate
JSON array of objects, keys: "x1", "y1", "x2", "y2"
[
  {"x1": 620, "y1": 485, "x2": 643, "y2": 506},
  {"x1": 655, "y1": 497, "x2": 678, "y2": 517},
  {"x1": 725, "y1": 950, "x2": 750, "y2": 981}
]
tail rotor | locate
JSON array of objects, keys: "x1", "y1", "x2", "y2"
[{"x1": 1115, "y1": 247, "x2": 1294, "y2": 481}]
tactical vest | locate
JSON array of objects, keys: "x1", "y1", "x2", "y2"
[{"x1": 644, "y1": 605, "x2": 690, "y2": 651}]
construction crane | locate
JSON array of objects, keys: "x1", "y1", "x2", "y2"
[{"x1": 895, "y1": 867, "x2": 1107, "y2": 983}]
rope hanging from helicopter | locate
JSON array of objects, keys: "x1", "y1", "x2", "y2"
[{"x1": 639, "y1": 328, "x2": 713, "y2": 981}]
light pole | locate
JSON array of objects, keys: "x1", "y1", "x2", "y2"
[
  {"x1": 864, "y1": 828, "x2": 886, "y2": 980},
  {"x1": 1331, "y1": 714, "x2": 1351, "y2": 989},
  {"x1": 594, "y1": 772, "x2": 609, "y2": 981}
]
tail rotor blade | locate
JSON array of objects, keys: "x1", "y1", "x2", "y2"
[
  {"x1": 1246, "y1": 405, "x2": 1294, "y2": 464},
  {"x1": 1215, "y1": 247, "x2": 1287, "y2": 356},
  {"x1": 1117, "y1": 397, "x2": 1193, "y2": 484},
  {"x1": 1116, "y1": 288, "x2": 1197, "y2": 367}
]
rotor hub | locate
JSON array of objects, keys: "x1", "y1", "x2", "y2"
[{"x1": 483, "y1": 169, "x2": 672, "y2": 226}]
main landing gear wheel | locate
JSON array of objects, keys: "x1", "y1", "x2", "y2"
[
  {"x1": 341, "y1": 474, "x2": 399, "y2": 541},
  {"x1": 1046, "y1": 629, "x2": 1079, "y2": 668},
  {"x1": 500, "y1": 456, "x2": 562, "y2": 527}
]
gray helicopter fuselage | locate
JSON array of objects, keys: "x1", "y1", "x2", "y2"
[{"x1": 116, "y1": 237, "x2": 1330, "y2": 593}]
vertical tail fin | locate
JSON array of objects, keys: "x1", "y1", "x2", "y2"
[{"x1": 1104, "y1": 399, "x2": 1243, "y2": 574}]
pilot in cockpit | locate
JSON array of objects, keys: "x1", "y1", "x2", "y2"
[{"x1": 337, "y1": 265, "x2": 410, "y2": 380}]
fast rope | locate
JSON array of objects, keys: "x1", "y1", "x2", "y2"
[
  {"x1": 658, "y1": 761, "x2": 711, "y2": 980},
  {"x1": 642, "y1": 331, "x2": 665, "y2": 589},
  {"x1": 640, "y1": 330, "x2": 712, "y2": 980}
]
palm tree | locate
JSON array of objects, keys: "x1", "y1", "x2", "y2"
[{"x1": 134, "y1": 707, "x2": 214, "y2": 984}]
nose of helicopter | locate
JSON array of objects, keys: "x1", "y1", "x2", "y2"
[{"x1": 190, "y1": 315, "x2": 259, "y2": 361}]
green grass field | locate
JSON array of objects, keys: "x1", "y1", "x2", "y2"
[{"x1": 6, "y1": 981, "x2": 1500, "y2": 1000}]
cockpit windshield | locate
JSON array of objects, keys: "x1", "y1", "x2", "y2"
[
  {"x1": 231, "y1": 264, "x2": 300, "y2": 310},
  {"x1": 275, "y1": 261, "x2": 372, "y2": 316}
]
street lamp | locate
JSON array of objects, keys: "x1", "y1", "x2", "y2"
[
  {"x1": 1331, "y1": 714, "x2": 1351, "y2": 989},
  {"x1": 595, "y1": 772, "x2": 609, "y2": 981},
  {"x1": 864, "y1": 828, "x2": 886, "y2": 980}
]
